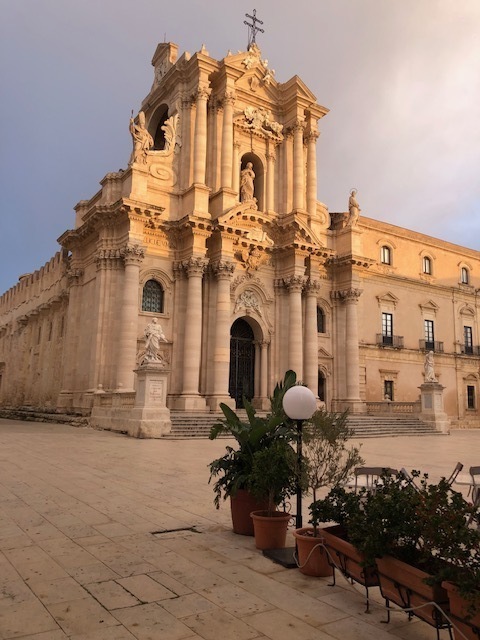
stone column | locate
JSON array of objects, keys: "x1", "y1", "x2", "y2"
[
  {"x1": 292, "y1": 119, "x2": 305, "y2": 211},
  {"x1": 193, "y1": 86, "x2": 211, "y2": 185},
  {"x1": 266, "y1": 150, "x2": 276, "y2": 211},
  {"x1": 232, "y1": 141, "x2": 240, "y2": 195},
  {"x1": 343, "y1": 288, "x2": 362, "y2": 404},
  {"x1": 220, "y1": 91, "x2": 235, "y2": 189},
  {"x1": 210, "y1": 260, "x2": 235, "y2": 410},
  {"x1": 306, "y1": 130, "x2": 319, "y2": 220},
  {"x1": 304, "y1": 280, "x2": 321, "y2": 396},
  {"x1": 181, "y1": 256, "x2": 208, "y2": 403},
  {"x1": 285, "y1": 276, "x2": 306, "y2": 379},
  {"x1": 116, "y1": 244, "x2": 145, "y2": 391},
  {"x1": 260, "y1": 340, "x2": 269, "y2": 400},
  {"x1": 57, "y1": 268, "x2": 83, "y2": 409}
]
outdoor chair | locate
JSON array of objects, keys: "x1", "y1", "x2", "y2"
[
  {"x1": 455, "y1": 465, "x2": 480, "y2": 500},
  {"x1": 346, "y1": 466, "x2": 399, "y2": 494}
]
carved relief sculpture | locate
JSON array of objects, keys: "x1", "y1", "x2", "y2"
[
  {"x1": 234, "y1": 289, "x2": 261, "y2": 315},
  {"x1": 129, "y1": 111, "x2": 153, "y2": 165}
]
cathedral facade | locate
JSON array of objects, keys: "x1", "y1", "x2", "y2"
[{"x1": 1, "y1": 41, "x2": 480, "y2": 429}]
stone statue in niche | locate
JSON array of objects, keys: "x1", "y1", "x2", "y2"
[
  {"x1": 129, "y1": 111, "x2": 153, "y2": 165},
  {"x1": 347, "y1": 189, "x2": 361, "y2": 227},
  {"x1": 240, "y1": 162, "x2": 255, "y2": 202},
  {"x1": 424, "y1": 350, "x2": 437, "y2": 382},
  {"x1": 141, "y1": 318, "x2": 167, "y2": 365}
]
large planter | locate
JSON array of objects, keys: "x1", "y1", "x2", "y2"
[
  {"x1": 321, "y1": 525, "x2": 378, "y2": 587},
  {"x1": 443, "y1": 581, "x2": 480, "y2": 640},
  {"x1": 250, "y1": 510, "x2": 291, "y2": 550},
  {"x1": 230, "y1": 490, "x2": 269, "y2": 536},
  {"x1": 376, "y1": 555, "x2": 450, "y2": 631},
  {"x1": 293, "y1": 527, "x2": 333, "y2": 577}
]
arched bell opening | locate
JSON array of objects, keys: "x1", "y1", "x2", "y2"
[{"x1": 149, "y1": 104, "x2": 169, "y2": 150}]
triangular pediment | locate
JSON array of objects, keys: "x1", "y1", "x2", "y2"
[
  {"x1": 376, "y1": 292, "x2": 399, "y2": 308},
  {"x1": 419, "y1": 300, "x2": 439, "y2": 314}
]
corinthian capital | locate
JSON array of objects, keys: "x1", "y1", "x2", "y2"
[
  {"x1": 335, "y1": 288, "x2": 363, "y2": 303},
  {"x1": 182, "y1": 256, "x2": 208, "y2": 277},
  {"x1": 223, "y1": 90, "x2": 236, "y2": 107},
  {"x1": 196, "y1": 86, "x2": 212, "y2": 101},
  {"x1": 211, "y1": 260, "x2": 235, "y2": 279},
  {"x1": 283, "y1": 275, "x2": 307, "y2": 292},
  {"x1": 120, "y1": 243, "x2": 145, "y2": 265}
]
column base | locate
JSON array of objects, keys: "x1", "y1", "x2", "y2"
[
  {"x1": 252, "y1": 397, "x2": 270, "y2": 411},
  {"x1": 333, "y1": 399, "x2": 366, "y2": 415},
  {"x1": 169, "y1": 395, "x2": 208, "y2": 411},
  {"x1": 180, "y1": 183, "x2": 211, "y2": 217},
  {"x1": 206, "y1": 395, "x2": 236, "y2": 412},
  {"x1": 209, "y1": 188, "x2": 238, "y2": 218}
]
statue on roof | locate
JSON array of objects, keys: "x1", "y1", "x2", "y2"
[{"x1": 129, "y1": 111, "x2": 153, "y2": 165}]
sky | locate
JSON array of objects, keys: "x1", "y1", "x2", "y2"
[{"x1": 1, "y1": 0, "x2": 479, "y2": 294}]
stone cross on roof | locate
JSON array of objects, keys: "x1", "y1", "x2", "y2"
[{"x1": 244, "y1": 9, "x2": 264, "y2": 49}]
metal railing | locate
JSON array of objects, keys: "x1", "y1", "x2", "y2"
[
  {"x1": 419, "y1": 339, "x2": 444, "y2": 353},
  {"x1": 460, "y1": 344, "x2": 480, "y2": 356},
  {"x1": 376, "y1": 334, "x2": 404, "y2": 348}
]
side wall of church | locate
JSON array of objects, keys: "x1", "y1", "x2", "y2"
[{"x1": 0, "y1": 252, "x2": 69, "y2": 408}]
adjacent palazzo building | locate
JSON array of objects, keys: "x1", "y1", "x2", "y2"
[{"x1": 1, "y1": 40, "x2": 480, "y2": 428}]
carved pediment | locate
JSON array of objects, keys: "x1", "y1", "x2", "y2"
[
  {"x1": 376, "y1": 292, "x2": 399, "y2": 308},
  {"x1": 233, "y1": 105, "x2": 283, "y2": 141}
]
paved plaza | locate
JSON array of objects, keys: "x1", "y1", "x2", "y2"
[{"x1": 0, "y1": 419, "x2": 479, "y2": 640}]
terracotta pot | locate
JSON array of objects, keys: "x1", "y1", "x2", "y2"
[
  {"x1": 250, "y1": 510, "x2": 291, "y2": 550},
  {"x1": 321, "y1": 525, "x2": 378, "y2": 587},
  {"x1": 293, "y1": 527, "x2": 333, "y2": 577},
  {"x1": 443, "y1": 581, "x2": 480, "y2": 640},
  {"x1": 230, "y1": 490, "x2": 269, "y2": 536},
  {"x1": 376, "y1": 556, "x2": 449, "y2": 628}
]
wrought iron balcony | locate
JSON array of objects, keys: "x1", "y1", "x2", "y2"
[
  {"x1": 376, "y1": 334, "x2": 404, "y2": 348},
  {"x1": 460, "y1": 344, "x2": 480, "y2": 356},
  {"x1": 419, "y1": 339, "x2": 444, "y2": 353}
]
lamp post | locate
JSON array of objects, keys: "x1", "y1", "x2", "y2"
[{"x1": 282, "y1": 385, "x2": 317, "y2": 529}]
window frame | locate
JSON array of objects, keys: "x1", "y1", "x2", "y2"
[
  {"x1": 461, "y1": 267, "x2": 469, "y2": 285},
  {"x1": 141, "y1": 279, "x2": 165, "y2": 314},
  {"x1": 380, "y1": 245, "x2": 391, "y2": 265},
  {"x1": 422, "y1": 256, "x2": 432, "y2": 275},
  {"x1": 467, "y1": 385, "x2": 476, "y2": 410}
]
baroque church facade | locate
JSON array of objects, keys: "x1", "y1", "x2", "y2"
[{"x1": 1, "y1": 40, "x2": 480, "y2": 430}]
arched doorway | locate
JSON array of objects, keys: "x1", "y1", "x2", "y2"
[{"x1": 229, "y1": 318, "x2": 255, "y2": 408}]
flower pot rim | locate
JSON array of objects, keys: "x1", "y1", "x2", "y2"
[
  {"x1": 250, "y1": 509, "x2": 291, "y2": 520},
  {"x1": 293, "y1": 526, "x2": 326, "y2": 540}
]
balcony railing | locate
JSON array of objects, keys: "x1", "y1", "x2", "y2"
[
  {"x1": 376, "y1": 334, "x2": 404, "y2": 348},
  {"x1": 419, "y1": 339, "x2": 444, "y2": 353},
  {"x1": 460, "y1": 344, "x2": 480, "y2": 356}
]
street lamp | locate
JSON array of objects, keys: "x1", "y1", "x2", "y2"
[{"x1": 283, "y1": 385, "x2": 317, "y2": 529}]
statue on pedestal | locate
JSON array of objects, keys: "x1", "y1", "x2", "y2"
[
  {"x1": 142, "y1": 318, "x2": 167, "y2": 364},
  {"x1": 424, "y1": 350, "x2": 437, "y2": 382}
]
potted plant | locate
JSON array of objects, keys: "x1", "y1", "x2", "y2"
[
  {"x1": 249, "y1": 438, "x2": 299, "y2": 549},
  {"x1": 312, "y1": 470, "x2": 480, "y2": 636},
  {"x1": 310, "y1": 485, "x2": 379, "y2": 608},
  {"x1": 208, "y1": 371, "x2": 297, "y2": 535},
  {"x1": 293, "y1": 408, "x2": 363, "y2": 576}
]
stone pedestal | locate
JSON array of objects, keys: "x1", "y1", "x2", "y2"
[
  {"x1": 419, "y1": 382, "x2": 450, "y2": 434},
  {"x1": 127, "y1": 365, "x2": 172, "y2": 438}
]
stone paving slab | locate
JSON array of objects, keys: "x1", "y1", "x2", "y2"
[{"x1": 1, "y1": 418, "x2": 479, "y2": 639}]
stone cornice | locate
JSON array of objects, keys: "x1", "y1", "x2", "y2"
[{"x1": 326, "y1": 254, "x2": 375, "y2": 269}]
